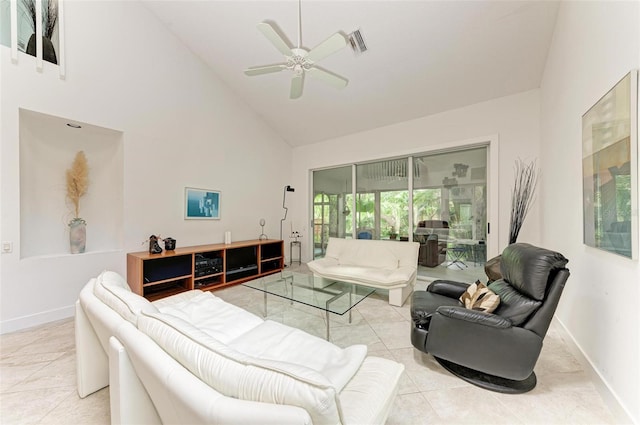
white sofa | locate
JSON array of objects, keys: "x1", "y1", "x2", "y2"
[
  {"x1": 307, "y1": 238, "x2": 420, "y2": 307},
  {"x1": 76, "y1": 271, "x2": 404, "y2": 425}
]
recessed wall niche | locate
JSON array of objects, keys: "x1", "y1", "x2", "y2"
[{"x1": 19, "y1": 109, "x2": 124, "y2": 258}]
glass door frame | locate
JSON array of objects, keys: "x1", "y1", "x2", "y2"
[{"x1": 308, "y1": 136, "x2": 500, "y2": 260}]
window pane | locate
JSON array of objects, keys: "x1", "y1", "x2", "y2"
[
  {"x1": 381, "y1": 190, "x2": 409, "y2": 238},
  {"x1": 356, "y1": 159, "x2": 409, "y2": 240},
  {"x1": 413, "y1": 148, "x2": 487, "y2": 241},
  {"x1": 313, "y1": 166, "x2": 352, "y2": 258}
]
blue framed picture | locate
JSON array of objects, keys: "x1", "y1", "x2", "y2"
[{"x1": 185, "y1": 187, "x2": 220, "y2": 220}]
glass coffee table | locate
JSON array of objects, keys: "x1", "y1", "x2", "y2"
[{"x1": 244, "y1": 271, "x2": 375, "y2": 340}]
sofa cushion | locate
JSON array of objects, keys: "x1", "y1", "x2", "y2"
[
  {"x1": 228, "y1": 320, "x2": 367, "y2": 391},
  {"x1": 154, "y1": 291, "x2": 263, "y2": 344},
  {"x1": 314, "y1": 237, "x2": 419, "y2": 270},
  {"x1": 138, "y1": 311, "x2": 348, "y2": 425},
  {"x1": 93, "y1": 271, "x2": 158, "y2": 324},
  {"x1": 308, "y1": 260, "x2": 415, "y2": 288},
  {"x1": 338, "y1": 243, "x2": 399, "y2": 270},
  {"x1": 150, "y1": 289, "x2": 204, "y2": 310},
  {"x1": 488, "y1": 279, "x2": 541, "y2": 326},
  {"x1": 325, "y1": 238, "x2": 400, "y2": 270}
]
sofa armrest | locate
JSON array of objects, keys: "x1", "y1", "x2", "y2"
[
  {"x1": 388, "y1": 266, "x2": 417, "y2": 283},
  {"x1": 307, "y1": 257, "x2": 338, "y2": 274},
  {"x1": 113, "y1": 325, "x2": 313, "y2": 425},
  {"x1": 109, "y1": 335, "x2": 162, "y2": 425},
  {"x1": 427, "y1": 280, "x2": 469, "y2": 299},
  {"x1": 76, "y1": 299, "x2": 109, "y2": 398}
]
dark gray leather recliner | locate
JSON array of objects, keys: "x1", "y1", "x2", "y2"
[{"x1": 410, "y1": 243, "x2": 570, "y2": 393}]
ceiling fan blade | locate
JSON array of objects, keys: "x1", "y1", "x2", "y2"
[
  {"x1": 244, "y1": 64, "x2": 287, "y2": 76},
  {"x1": 306, "y1": 32, "x2": 347, "y2": 63},
  {"x1": 257, "y1": 22, "x2": 292, "y2": 56},
  {"x1": 306, "y1": 67, "x2": 348, "y2": 89},
  {"x1": 290, "y1": 74, "x2": 304, "y2": 99}
]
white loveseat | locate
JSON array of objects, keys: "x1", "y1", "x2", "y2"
[
  {"x1": 307, "y1": 238, "x2": 420, "y2": 307},
  {"x1": 76, "y1": 271, "x2": 404, "y2": 425}
]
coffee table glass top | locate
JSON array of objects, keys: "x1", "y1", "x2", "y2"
[{"x1": 243, "y1": 271, "x2": 375, "y2": 315}]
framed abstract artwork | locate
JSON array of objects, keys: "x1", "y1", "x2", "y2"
[
  {"x1": 582, "y1": 70, "x2": 638, "y2": 259},
  {"x1": 185, "y1": 187, "x2": 220, "y2": 220},
  {"x1": 3, "y1": 0, "x2": 66, "y2": 77}
]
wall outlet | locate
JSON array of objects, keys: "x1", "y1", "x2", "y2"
[{"x1": 2, "y1": 241, "x2": 13, "y2": 253}]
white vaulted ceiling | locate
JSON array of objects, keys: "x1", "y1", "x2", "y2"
[{"x1": 142, "y1": 0, "x2": 559, "y2": 146}]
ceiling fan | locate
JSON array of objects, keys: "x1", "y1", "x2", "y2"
[{"x1": 244, "y1": 0, "x2": 349, "y2": 99}]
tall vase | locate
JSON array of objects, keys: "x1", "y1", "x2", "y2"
[{"x1": 69, "y1": 218, "x2": 86, "y2": 254}]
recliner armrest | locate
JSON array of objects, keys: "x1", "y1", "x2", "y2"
[
  {"x1": 436, "y1": 306, "x2": 512, "y2": 329},
  {"x1": 427, "y1": 280, "x2": 469, "y2": 299}
]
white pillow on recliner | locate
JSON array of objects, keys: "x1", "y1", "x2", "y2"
[{"x1": 459, "y1": 280, "x2": 500, "y2": 314}]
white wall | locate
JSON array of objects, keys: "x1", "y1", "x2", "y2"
[
  {"x1": 540, "y1": 1, "x2": 639, "y2": 423},
  {"x1": 291, "y1": 89, "x2": 543, "y2": 261},
  {"x1": 0, "y1": 1, "x2": 291, "y2": 332}
]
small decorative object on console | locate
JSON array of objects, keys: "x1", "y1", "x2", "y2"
[
  {"x1": 148, "y1": 235, "x2": 162, "y2": 254},
  {"x1": 259, "y1": 218, "x2": 267, "y2": 240},
  {"x1": 164, "y1": 237, "x2": 176, "y2": 251}
]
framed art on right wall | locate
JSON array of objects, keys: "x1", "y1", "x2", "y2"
[{"x1": 582, "y1": 70, "x2": 638, "y2": 259}]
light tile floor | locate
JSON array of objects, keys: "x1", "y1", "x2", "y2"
[{"x1": 0, "y1": 270, "x2": 618, "y2": 425}]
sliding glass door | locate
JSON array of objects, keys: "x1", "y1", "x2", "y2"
[
  {"x1": 413, "y1": 147, "x2": 488, "y2": 274},
  {"x1": 311, "y1": 145, "x2": 489, "y2": 280},
  {"x1": 413, "y1": 148, "x2": 487, "y2": 239}
]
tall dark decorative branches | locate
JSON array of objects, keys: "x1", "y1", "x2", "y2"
[{"x1": 508, "y1": 159, "x2": 539, "y2": 244}]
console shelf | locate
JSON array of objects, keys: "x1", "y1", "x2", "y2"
[
  {"x1": 143, "y1": 274, "x2": 193, "y2": 288},
  {"x1": 127, "y1": 239, "x2": 284, "y2": 300}
]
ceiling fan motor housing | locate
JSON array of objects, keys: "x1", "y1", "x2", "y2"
[{"x1": 288, "y1": 48, "x2": 312, "y2": 75}]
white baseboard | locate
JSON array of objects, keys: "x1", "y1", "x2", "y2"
[
  {"x1": 554, "y1": 316, "x2": 634, "y2": 425},
  {"x1": 0, "y1": 305, "x2": 75, "y2": 334}
]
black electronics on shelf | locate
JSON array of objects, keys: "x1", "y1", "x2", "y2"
[{"x1": 195, "y1": 254, "x2": 223, "y2": 277}]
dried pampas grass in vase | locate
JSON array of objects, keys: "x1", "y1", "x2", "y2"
[{"x1": 66, "y1": 151, "x2": 89, "y2": 253}]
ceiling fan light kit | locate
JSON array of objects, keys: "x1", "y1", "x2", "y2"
[{"x1": 244, "y1": 0, "x2": 350, "y2": 100}]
